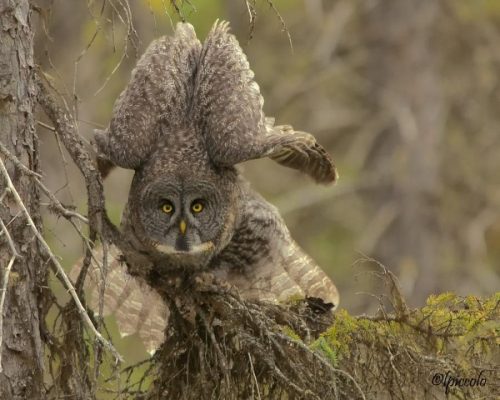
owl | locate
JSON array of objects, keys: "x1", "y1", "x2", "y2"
[{"x1": 73, "y1": 21, "x2": 339, "y2": 353}]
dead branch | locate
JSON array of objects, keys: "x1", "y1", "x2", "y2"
[
  {"x1": 0, "y1": 157, "x2": 123, "y2": 363},
  {"x1": 36, "y1": 74, "x2": 124, "y2": 248}
]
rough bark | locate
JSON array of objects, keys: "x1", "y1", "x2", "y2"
[{"x1": 0, "y1": 1, "x2": 46, "y2": 398}]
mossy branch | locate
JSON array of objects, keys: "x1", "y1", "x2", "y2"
[{"x1": 114, "y1": 269, "x2": 499, "y2": 400}]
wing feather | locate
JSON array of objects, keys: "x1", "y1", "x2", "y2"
[
  {"x1": 69, "y1": 247, "x2": 168, "y2": 354},
  {"x1": 95, "y1": 23, "x2": 202, "y2": 169},
  {"x1": 194, "y1": 21, "x2": 337, "y2": 183}
]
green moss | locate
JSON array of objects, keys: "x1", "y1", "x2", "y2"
[
  {"x1": 281, "y1": 325, "x2": 301, "y2": 342},
  {"x1": 315, "y1": 309, "x2": 360, "y2": 360},
  {"x1": 310, "y1": 336, "x2": 339, "y2": 367}
]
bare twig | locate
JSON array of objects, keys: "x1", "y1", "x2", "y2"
[
  {"x1": 0, "y1": 141, "x2": 42, "y2": 178},
  {"x1": 273, "y1": 331, "x2": 366, "y2": 400},
  {"x1": 358, "y1": 202, "x2": 398, "y2": 254},
  {"x1": 0, "y1": 256, "x2": 16, "y2": 373},
  {"x1": 36, "y1": 120, "x2": 56, "y2": 132},
  {"x1": 248, "y1": 352, "x2": 262, "y2": 400},
  {"x1": 277, "y1": 176, "x2": 382, "y2": 215},
  {"x1": 0, "y1": 141, "x2": 88, "y2": 224},
  {"x1": 265, "y1": 0, "x2": 293, "y2": 52},
  {"x1": 169, "y1": 0, "x2": 185, "y2": 22},
  {"x1": 0, "y1": 196, "x2": 20, "y2": 374},
  {"x1": 198, "y1": 307, "x2": 231, "y2": 388},
  {"x1": 93, "y1": 0, "x2": 138, "y2": 96},
  {"x1": 0, "y1": 217, "x2": 20, "y2": 258},
  {"x1": 244, "y1": 0, "x2": 257, "y2": 41}
]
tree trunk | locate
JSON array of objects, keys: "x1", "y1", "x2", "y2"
[
  {"x1": 363, "y1": 0, "x2": 443, "y2": 304},
  {"x1": 0, "y1": 1, "x2": 46, "y2": 398}
]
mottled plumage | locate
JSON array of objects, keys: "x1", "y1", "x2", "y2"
[{"x1": 75, "y1": 21, "x2": 339, "y2": 353}]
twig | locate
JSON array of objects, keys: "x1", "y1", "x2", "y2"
[
  {"x1": 147, "y1": 0, "x2": 159, "y2": 36},
  {"x1": 0, "y1": 213, "x2": 18, "y2": 375},
  {"x1": 36, "y1": 120, "x2": 56, "y2": 132},
  {"x1": 277, "y1": 177, "x2": 382, "y2": 215},
  {"x1": 0, "y1": 219, "x2": 21, "y2": 374},
  {"x1": 0, "y1": 218, "x2": 20, "y2": 258},
  {"x1": 0, "y1": 256, "x2": 16, "y2": 373},
  {"x1": 169, "y1": 0, "x2": 185, "y2": 22},
  {"x1": 248, "y1": 352, "x2": 262, "y2": 400},
  {"x1": 0, "y1": 141, "x2": 42, "y2": 178},
  {"x1": 94, "y1": 0, "x2": 138, "y2": 96},
  {"x1": 244, "y1": 0, "x2": 257, "y2": 41},
  {"x1": 77, "y1": 118, "x2": 105, "y2": 129},
  {"x1": 266, "y1": 357, "x2": 318, "y2": 400},
  {"x1": 0, "y1": 158, "x2": 123, "y2": 363},
  {"x1": 37, "y1": 75, "x2": 124, "y2": 248},
  {"x1": 265, "y1": 0, "x2": 293, "y2": 52},
  {"x1": 358, "y1": 202, "x2": 398, "y2": 254},
  {"x1": 0, "y1": 141, "x2": 88, "y2": 224},
  {"x1": 198, "y1": 307, "x2": 231, "y2": 388},
  {"x1": 274, "y1": 331, "x2": 367, "y2": 400}
]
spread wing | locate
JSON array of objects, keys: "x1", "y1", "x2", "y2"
[
  {"x1": 212, "y1": 192, "x2": 339, "y2": 309},
  {"x1": 215, "y1": 247, "x2": 339, "y2": 310},
  {"x1": 193, "y1": 21, "x2": 338, "y2": 184},
  {"x1": 279, "y1": 240, "x2": 339, "y2": 308},
  {"x1": 69, "y1": 247, "x2": 168, "y2": 354},
  {"x1": 95, "y1": 22, "x2": 202, "y2": 170}
]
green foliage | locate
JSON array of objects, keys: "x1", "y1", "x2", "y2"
[
  {"x1": 316, "y1": 309, "x2": 357, "y2": 360},
  {"x1": 281, "y1": 324, "x2": 302, "y2": 342},
  {"x1": 307, "y1": 293, "x2": 499, "y2": 399},
  {"x1": 310, "y1": 336, "x2": 339, "y2": 367}
]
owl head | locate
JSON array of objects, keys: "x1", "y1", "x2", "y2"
[{"x1": 125, "y1": 131, "x2": 240, "y2": 268}]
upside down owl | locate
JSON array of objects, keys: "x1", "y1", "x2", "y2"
[{"x1": 73, "y1": 21, "x2": 339, "y2": 353}]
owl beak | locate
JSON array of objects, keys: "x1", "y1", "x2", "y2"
[{"x1": 179, "y1": 219, "x2": 187, "y2": 235}]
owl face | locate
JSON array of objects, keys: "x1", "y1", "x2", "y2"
[{"x1": 128, "y1": 166, "x2": 238, "y2": 267}]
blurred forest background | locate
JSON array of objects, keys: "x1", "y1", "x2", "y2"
[{"x1": 35, "y1": 0, "x2": 500, "y2": 367}]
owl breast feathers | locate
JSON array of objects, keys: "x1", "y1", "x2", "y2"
[{"x1": 74, "y1": 20, "x2": 339, "y2": 353}]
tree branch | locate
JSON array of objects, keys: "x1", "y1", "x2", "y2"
[{"x1": 0, "y1": 157, "x2": 123, "y2": 363}]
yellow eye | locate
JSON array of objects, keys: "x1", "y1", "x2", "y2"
[
  {"x1": 191, "y1": 202, "x2": 203, "y2": 213},
  {"x1": 161, "y1": 202, "x2": 173, "y2": 214}
]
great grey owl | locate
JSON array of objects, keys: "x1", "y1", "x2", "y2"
[{"x1": 73, "y1": 21, "x2": 339, "y2": 353}]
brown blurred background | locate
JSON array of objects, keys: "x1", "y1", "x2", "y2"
[{"x1": 36, "y1": 0, "x2": 500, "y2": 362}]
